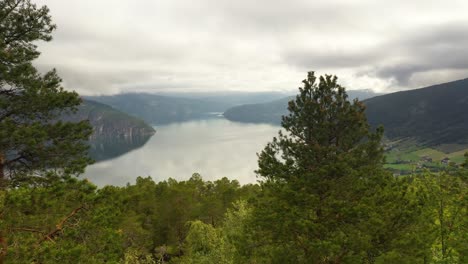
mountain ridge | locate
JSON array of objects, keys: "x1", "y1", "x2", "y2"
[
  {"x1": 85, "y1": 92, "x2": 291, "y2": 125},
  {"x1": 223, "y1": 89, "x2": 381, "y2": 125},
  {"x1": 64, "y1": 99, "x2": 156, "y2": 140},
  {"x1": 364, "y1": 78, "x2": 468, "y2": 146},
  {"x1": 223, "y1": 79, "x2": 468, "y2": 147},
  {"x1": 63, "y1": 99, "x2": 156, "y2": 161}
]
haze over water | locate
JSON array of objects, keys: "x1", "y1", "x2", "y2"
[{"x1": 83, "y1": 118, "x2": 279, "y2": 186}]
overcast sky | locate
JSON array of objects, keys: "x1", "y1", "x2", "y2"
[{"x1": 34, "y1": 0, "x2": 468, "y2": 95}]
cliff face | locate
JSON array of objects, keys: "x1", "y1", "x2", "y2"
[
  {"x1": 63, "y1": 99, "x2": 156, "y2": 161},
  {"x1": 65, "y1": 99, "x2": 155, "y2": 140}
]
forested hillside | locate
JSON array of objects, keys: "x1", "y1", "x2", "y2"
[
  {"x1": 86, "y1": 92, "x2": 290, "y2": 125},
  {"x1": 224, "y1": 79, "x2": 468, "y2": 147},
  {"x1": 224, "y1": 89, "x2": 379, "y2": 124},
  {"x1": 157, "y1": 91, "x2": 289, "y2": 106},
  {"x1": 62, "y1": 99, "x2": 156, "y2": 161},
  {"x1": 64, "y1": 99, "x2": 155, "y2": 140},
  {"x1": 86, "y1": 93, "x2": 227, "y2": 125},
  {"x1": 224, "y1": 96, "x2": 293, "y2": 124},
  {"x1": 365, "y1": 78, "x2": 468, "y2": 146}
]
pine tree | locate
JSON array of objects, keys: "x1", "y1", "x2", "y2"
[
  {"x1": 252, "y1": 72, "x2": 391, "y2": 263},
  {"x1": 0, "y1": 0, "x2": 93, "y2": 186}
]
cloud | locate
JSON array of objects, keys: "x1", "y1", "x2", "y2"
[
  {"x1": 371, "y1": 24, "x2": 468, "y2": 87},
  {"x1": 32, "y1": 0, "x2": 468, "y2": 95}
]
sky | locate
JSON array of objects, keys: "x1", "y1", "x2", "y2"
[{"x1": 34, "y1": 0, "x2": 468, "y2": 95}]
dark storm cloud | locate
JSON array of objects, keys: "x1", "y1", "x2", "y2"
[
  {"x1": 281, "y1": 23, "x2": 468, "y2": 88},
  {"x1": 32, "y1": 0, "x2": 468, "y2": 94},
  {"x1": 372, "y1": 24, "x2": 468, "y2": 86},
  {"x1": 374, "y1": 64, "x2": 431, "y2": 86}
]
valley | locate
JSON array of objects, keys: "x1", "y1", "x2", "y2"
[
  {"x1": 222, "y1": 78, "x2": 468, "y2": 173},
  {"x1": 3, "y1": 1, "x2": 467, "y2": 262},
  {"x1": 383, "y1": 141, "x2": 468, "y2": 174},
  {"x1": 80, "y1": 80, "x2": 468, "y2": 175},
  {"x1": 85, "y1": 91, "x2": 290, "y2": 125}
]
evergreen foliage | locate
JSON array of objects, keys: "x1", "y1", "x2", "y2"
[
  {"x1": 0, "y1": 0, "x2": 93, "y2": 185},
  {"x1": 1, "y1": 175, "x2": 258, "y2": 263},
  {"x1": 247, "y1": 72, "x2": 387, "y2": 262},
  {"x1": 1, "y1": 169, "x2": 466, "y2": 263}
]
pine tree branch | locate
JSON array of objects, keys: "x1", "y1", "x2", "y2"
[
  {"x1": 40, "y1": 204, "x2": 85, "y2": 243},
  {"x1": 0, "y1": 0, "x2": 21, "y2": 23},
  {"x1": 11, "y1": 227, "x2": 45, "y2": 235}
]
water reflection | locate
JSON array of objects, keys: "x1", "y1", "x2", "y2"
[
  {"x1": 88, "y1": 134, "x2": 153, "y2": 162},
  {"x1": 82, "y1": 118, "x2": 279, "y2": 186}
]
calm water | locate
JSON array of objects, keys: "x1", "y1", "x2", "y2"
[{"x1": 83, "y1": 118, "x2": 280, "y2": 186}]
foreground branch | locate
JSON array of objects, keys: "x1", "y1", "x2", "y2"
[{"x1": 40, "y1": 204, "x2": 85, "y2": 243}]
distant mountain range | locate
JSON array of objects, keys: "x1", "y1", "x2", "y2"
[
  {"x1": 156, "y1": 91, "x2": 289, "y2": 106},
  {"x1": 85, "y1": 92, "x2": 290, "y2": 125},
  {"x1": 223, "y1": 79, "x2": 468, "y2": 147},
  {"x1": 224, "y1": 90, "x2": 380, "y2": 124},
  {"x1": 76, "y1": 77, "x2": 468, "y2": 155},
  {"x1": 69, "y1": 91, "x2": 289, "y2": 160}
]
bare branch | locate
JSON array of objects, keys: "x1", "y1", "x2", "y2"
[{"x1": 40, "y1": 204, "x2": 85, "y2": 243}]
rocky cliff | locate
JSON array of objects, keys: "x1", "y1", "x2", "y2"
[
  {"x1": 64, "y1": 99, "x2": 155, "y2": 140},
  {"x1": 62, "y1": 99, "x2": 156, "y2": 161}
]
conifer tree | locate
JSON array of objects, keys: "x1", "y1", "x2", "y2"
[
  {"x1": 253, "y1": 72, "x2": 391, "y2": 263},
  {"x1": 0, "y1": 0, "x2": 92, "y2": 186}
]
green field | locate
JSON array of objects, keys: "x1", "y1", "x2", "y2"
[{"x1": 384, "y1": 144, "x2": 467, "y2": 174}]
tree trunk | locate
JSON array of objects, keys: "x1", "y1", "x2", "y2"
[
  {"x1": 0, "y1": 233, "x2": 6, "y2": 264},
  {"x1": 0, "y1": 153, "x2": 6, "y2": 263},
  {"x1": 0, "y1": 152, "x2": 4, "y2": 182}
]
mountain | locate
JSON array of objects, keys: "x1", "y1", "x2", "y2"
[
  {"x1": 157, "y1": 91, "x2": 290, "y2": 106},
  {"x1": 86, "y1": 93, "x2": 226, "y2": 125},
  {"x1": 64, "y1": 99, "x2": 156, "y2": 161},
  {"x1": 86, "y1": 92, "x2": 290, "y2": 125},
  {"x1": 224, "y1": 80, "x2": 468, "y2": 147},
  {"x1": 224, "y1": 90, "x2": 380, "y2": 124},
  {"x1": 365, "y1": 78, "x2": 468, "y2": 147},
  {"x1": 66, "y1": 99, "x2": 155, "y2": 139},
  {"x1": 224, "y1": 96, "x2": 293, "y2": 124}
]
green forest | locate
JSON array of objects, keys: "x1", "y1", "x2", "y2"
[{"x1": 1, "y1": 1, "x2": 467, "y2": 263}]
